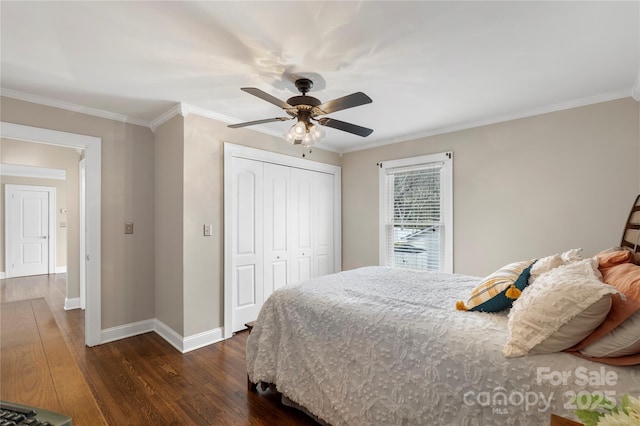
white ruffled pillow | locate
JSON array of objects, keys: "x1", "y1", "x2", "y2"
[
  {"x1": 503, "y1": 258, "x2": 618, "y2": 358},
  {"x1": 528, "y1": 248, "x2": 583, "y2": 285}
]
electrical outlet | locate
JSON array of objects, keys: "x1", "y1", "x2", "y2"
[
  {"x1": 204, "y1": 224, "x2": 213, "y2": 237},
  {"x1": 125, "y1": 222, "x2": 134, "y2": 234}
]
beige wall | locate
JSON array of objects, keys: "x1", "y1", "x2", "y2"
[
  {"x1": 180, "y1": 113, "x2": 340, "y2": 336},
  {"x1": 1, "y1": 139, "x2": 78, "y2": 293},
  {"x1": 154, "y1": 115, "x2": 185, "y2": 335},
  {"x1": 1, "y1": 96, "x2": 156, "y2": 329},
  {"x1": 342, "y1": 98, "x2": 640, "y2": 277}
]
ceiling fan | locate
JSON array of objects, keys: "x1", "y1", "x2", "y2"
[{"x1": 228, "y1": 78, "x2": 373, "y2": 146}]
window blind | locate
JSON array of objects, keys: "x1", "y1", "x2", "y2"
[{"x1": 384, "y1": 162, "x2": 444, "y2": 271}]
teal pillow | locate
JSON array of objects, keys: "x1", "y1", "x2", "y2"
[{"x1": 456, "y1": 259, "x2": 536, "y2": 312}]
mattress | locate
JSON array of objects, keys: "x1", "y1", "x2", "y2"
[{"x1": 246, "y1": 266, "x2": 640, "y2": 426}]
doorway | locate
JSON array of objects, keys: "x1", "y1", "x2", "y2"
[{"x1": 0, "y1": 122, "x2": 102, "y2": 347}]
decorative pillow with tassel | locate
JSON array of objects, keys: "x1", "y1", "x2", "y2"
[{"x1": 456, "y1": 259, "x2": 536, "y2": 313}]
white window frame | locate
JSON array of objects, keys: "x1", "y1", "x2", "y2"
[{"x1": 378, "y1": 152, "x2": 453, "y2": 273}]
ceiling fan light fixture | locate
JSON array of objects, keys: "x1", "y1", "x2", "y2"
[
  {"x1": 310, "y1": 124, "x2": 325, "y2": 141},
  {"x1": 292, "y1": 121, "x2": 306, "y2": 137},
  {"x1": 285, "y1": 117, "x2": 326, "y2": 146},
  {"x1": 302, "y1": 131, "x2": 314, "y2": 147}
]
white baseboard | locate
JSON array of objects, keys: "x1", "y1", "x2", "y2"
[
  {"x1": 101, "y1": 319, "x2": 155, "y2": 344},
  {"x1": 154, "y1": 319, "x2": 185, "y2": 352},
  {"x1": 100, "y1": 318, "x2": 225, "y2": 353},
  {"x1": 154, "y1": 319, "x2": 224, "y2": 353},
  {"x1": 55, "y1": 266, "x2": 67, "y2": 274},
  {"x1": 183, "y1": 327, "x2": 224, "y2": 353},
  {"x1": 64, "y1": 297, "x2": 81, "y2": 310},
  {"x1": 0, "y1": 272, "x2": 5, "y2": 279}
]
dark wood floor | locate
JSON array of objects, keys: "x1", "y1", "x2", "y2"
[{"x1": 0, "y1": 274, "x2": 318, "y2": 425}]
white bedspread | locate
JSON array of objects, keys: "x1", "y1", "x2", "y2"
[{"x1": 246, "y1": 266, "x2": 640, "y2": 426}]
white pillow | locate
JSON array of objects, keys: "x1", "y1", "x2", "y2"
[
  {"x1": 503, "y1": 258, "x2": 618, "y2": 358},
  {"x1": 530, "y1": 296, "x2": 611, "y2": 354},
  {"x1": 528, "y1": 248, "x2": 584, "y2": 285},
  {"x1": 580, "y1": 310, "x2": 640, "y2": 358}
]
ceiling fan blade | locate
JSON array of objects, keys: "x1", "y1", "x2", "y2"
[
  {"x1": 228, "y1": 117, "x2": 292, "y2": 129},
  {"x1": 315, "y1": 92, "x2": 372, "y2": 115},
  {"x1": 241, "y1": 87, "x2": 293, "y2": 110},
  {"x1": 317, "y1": 117, "x2": 373, "y2": 137}
]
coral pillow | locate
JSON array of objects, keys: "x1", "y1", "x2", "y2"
[
  {"x1": 570, "y1": 262, "x2": 640, "y2": 352},
  {"x1": 597, "y1": 249, "x2": 634, "y2": 269}
]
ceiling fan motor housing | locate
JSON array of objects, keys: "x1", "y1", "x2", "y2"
[
  {"x1": 286, "y1": 96, "x2": 321, "y2": 108},
  {"x1": 294, "y1": 78, "x2": 313, "y2": 94}
]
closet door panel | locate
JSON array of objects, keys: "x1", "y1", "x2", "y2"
[
  {"x1": 313, "y1": 172, "x2": 334, "y2": 277},
  {"x1": 290, "y1": 168, "x2": 314, "y2": 284},
  {"x1": 236, "y1": 265, "x2": 256, "y2": 307},
  {"x1": 231, "y1": 157, "x2": 264, "y2": 330},
  {"x1": 264, "y1": 163, "x2": 291, "y2": 297}
]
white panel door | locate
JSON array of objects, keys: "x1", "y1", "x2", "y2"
[
  {"x1": 313, "y1": 172, "x2": 334, "y2": 277},
  {"x1": 8, "y1": 188, "x2": 50, "y2": 277},
  {"x1": 231, "y1": 157, "x2": 264, "y2": 331},
  {"x1": 263, "y1": 163, "x2": 290, "y2": 299},
  {"x1": 290, "y1": 168, "x2": 314, "y2": 284}
]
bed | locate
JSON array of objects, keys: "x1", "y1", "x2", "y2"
[{"x1": 246, "y1": 196, "x2": 640, "y2": 426}]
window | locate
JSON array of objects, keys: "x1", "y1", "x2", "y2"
[{"x1": 379, "y1": 152, "x2": 453, "y2": 272}]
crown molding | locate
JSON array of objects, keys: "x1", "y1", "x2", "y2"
[
  {"x1": 340, "y1": 88, "x2": 634, "y2": 154},
  {"x1": 150, "y1": 102, "x2": 249, "y2": 133},
  {"x1": 149, "y1": 104, "x2": 182, "y2": 132},
  {"x1": 0, "y1": 88, "x2": 151, "y2": 128},
  {"x1": 181, "y1": 103, "x2": 284, "y2": 139},
  {"x1": 180, "y1": 103, "x2": 237, "y2": 123}
]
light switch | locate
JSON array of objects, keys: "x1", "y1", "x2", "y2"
[
  {"x1": 204, "y1": 224, "x2": 213, "y2": 237},
  {"x1": 125, "y1": 222, "x2": 134, "y2": 234}
]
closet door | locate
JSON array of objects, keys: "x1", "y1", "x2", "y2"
[
  {"x1": 313, "y1": 172, "x2": 334, "y2": 277},
  {"x1": 290, "y1": 168, "x2": 314, "y2": 284},
  {"x1": 263, "y1": 163, "x2": 291, "y2": 299},
  {"x1": 231, "y1": 157, "x2": 264, "y2": 331}
]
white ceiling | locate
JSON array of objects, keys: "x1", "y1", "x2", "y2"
[{"x1": 1, "y1": 1, "x2": 639, "y2": 153}]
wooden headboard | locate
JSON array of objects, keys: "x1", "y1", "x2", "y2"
[{"x1": 621, "y1": 194, "x2": 640, "y2": 254}]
